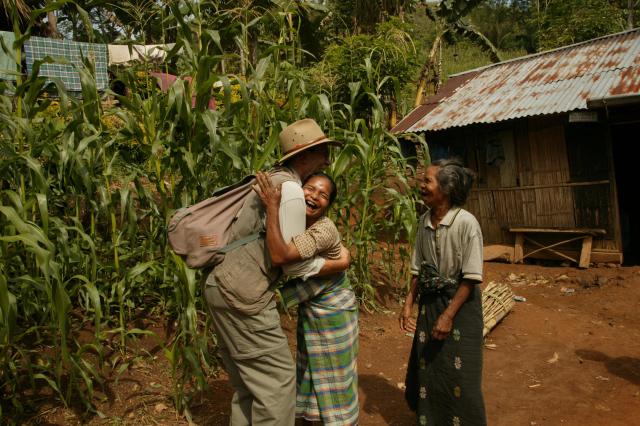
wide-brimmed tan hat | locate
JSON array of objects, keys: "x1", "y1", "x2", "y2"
[{"x1": 277, "y1": 118, "x2": 342, "y2": 164}]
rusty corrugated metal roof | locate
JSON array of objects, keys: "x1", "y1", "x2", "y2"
[
  {"x1": 391, "y1": 72, "x2": 479, "y2": 132},
  {"x1": 399, "y1": 29, "x2": 640, "y2": 133}
]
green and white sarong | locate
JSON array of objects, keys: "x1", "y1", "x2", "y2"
[{"x1": 281, "y1": 272, "x2": 359, "y2": 426}]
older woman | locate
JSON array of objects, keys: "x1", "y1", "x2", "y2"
[{"x1": 399, "y1": 158, "x2": 486, "y2": 426}]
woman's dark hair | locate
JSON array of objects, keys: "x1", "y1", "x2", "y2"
[
  {"x1": 431, "y1": 158, "x2": 476, "y2": 207},
  {"x1": 304, "y1": 172, "x2": 338, "y2": 206}
]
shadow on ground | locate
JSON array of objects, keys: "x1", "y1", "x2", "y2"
[
  {"x1": 359, "y1": 374, "x2": 414, "y2": 425},
  {"x1": 575, "y1": 349, "x2": 640, "y2": 385}
]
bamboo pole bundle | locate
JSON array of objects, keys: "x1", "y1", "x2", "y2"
[{"x1": 482, "y1": 281, "x2": 515, "y2": 337}]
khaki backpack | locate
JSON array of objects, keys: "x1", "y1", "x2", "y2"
[{"x1": 167, "y1": 175, "x2": 260, "y2": 269}]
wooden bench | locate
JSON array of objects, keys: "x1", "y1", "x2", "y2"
[{"x1": 509, "y1": 227, "x2": 607, "y2": 268}]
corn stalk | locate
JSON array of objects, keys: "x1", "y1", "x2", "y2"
[{"x1": 0, "y1": 0, "x2": 423, "y2": 421}]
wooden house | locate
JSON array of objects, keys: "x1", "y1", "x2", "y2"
[{"x1": 393, "y1": 29, "x2": 640, "y2": 266}]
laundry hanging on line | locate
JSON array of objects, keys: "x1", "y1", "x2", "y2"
[{"x1": 25, "y1": 36, "x2": 109, "y2": 92}]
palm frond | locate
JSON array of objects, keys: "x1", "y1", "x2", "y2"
[
  {"x1": 1, "y1": 0, "x2": 31, "y2": 20},
  {"x1": 453, "y1": 20, "x2": 502, "y2": 63}
]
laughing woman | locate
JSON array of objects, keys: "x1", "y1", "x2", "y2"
[
  {"x1": 255, "y1": 171, "x2": 359, "y2": 426},
  {"x1": 399, "y1": 158, "x2": 486, "y2": 426}
]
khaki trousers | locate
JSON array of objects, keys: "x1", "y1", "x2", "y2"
[{"x1": 203, "y1": 283, "x2": 295, "y2": 426}]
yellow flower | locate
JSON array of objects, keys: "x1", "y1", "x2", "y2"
[{"x1": 101, "y1": 114, "x2": 125, "y2": 132}]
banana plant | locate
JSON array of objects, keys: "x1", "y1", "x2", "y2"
[{"x1": 415, "y1": 0, "x2": 501, "y2": 106}]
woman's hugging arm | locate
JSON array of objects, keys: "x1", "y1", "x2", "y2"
[{"x1": 254, "y1": 171, "x2": 349, "y2": 273}]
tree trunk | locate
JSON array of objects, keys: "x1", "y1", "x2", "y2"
[
  {"x1": 414, "y1": 32, "x2": 444, "y2": 107},
  {"x1": 47, "y1": 10, "x2": 61, "y2": 38},
  {"x1": 249, "y1": 28, "x2": 258, "y2": 69},
  {"x1": 389, "y1": 95, "x2": 398, "y2": 129}
]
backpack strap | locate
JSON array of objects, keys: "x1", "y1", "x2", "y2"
[
  {"x1": 219, "y1": 168, "x2": 297, "y2": 255},
  {"x1": 217, "y1": 232, "x2": 262, "y2": 254}
]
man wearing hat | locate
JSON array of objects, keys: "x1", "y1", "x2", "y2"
[{"x1": 202, "y1": 118, "x2": 348, "y2": 426}]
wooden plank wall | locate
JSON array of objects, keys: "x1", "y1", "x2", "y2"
[
  {"x1": 528, "y1": 116, "x2": 576, "y2": 228},
  {"x1": 464, "y1": 116, "x2": 576, "y2": 244},
  {"x1": 453, "y1": 115, "x2": 620, "y2": 254}
]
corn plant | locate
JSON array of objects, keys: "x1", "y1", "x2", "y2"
[{"x1": 0, "y1": 0, "x2": 425, "y2": 422}]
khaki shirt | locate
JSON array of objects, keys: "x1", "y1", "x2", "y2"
[
  {"x1": 410, "y1": 207, "x2": 483, "y2": 283},
  {"x1": 211, "y1": 167, "x2": 323, "y2": 315}
]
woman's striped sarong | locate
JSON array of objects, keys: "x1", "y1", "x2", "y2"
[{"x1": 280, "y1": 272, "x2": 359, "y2": 426}]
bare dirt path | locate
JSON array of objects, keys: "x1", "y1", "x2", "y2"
[
  {"x1": 200, "y1": 262, "x2": 640, "y2": 426},
  {"x1": 33, "y1": 262, "x2": 640, "y2": 425}
]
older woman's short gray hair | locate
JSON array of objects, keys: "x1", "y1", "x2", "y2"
[{"x1": 431, "y1": 158, "x2": 476, "y2": 207}]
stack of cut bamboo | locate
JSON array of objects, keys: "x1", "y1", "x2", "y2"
[{"x1": 482, "y1": 281, "x2": 515, "y2": 337}]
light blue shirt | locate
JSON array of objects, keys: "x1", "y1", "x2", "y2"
[{"x1": 411, "y1": 207, "x2": 483, "y2": 283}]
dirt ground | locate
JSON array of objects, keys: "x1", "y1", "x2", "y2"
[{"x1": 28, "y1": 261, "x2": 640, "y2": 425}]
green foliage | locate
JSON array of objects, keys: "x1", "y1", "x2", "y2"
[
  {"x1": 310, "y1": 17, "x2": 419, "y2": 116},
  {"x1": 534, "y1": 0, "x2": 625, "y2": 51},
  {"x1": 0, "y1": 1, "x2": 422, "y2": 422},
  {"x1": 441, "y1": 40, "x2": 496, "y2": 77},
  {"x1": 467, "y1": 0, "x2": 633, "y2": 54},
  {"x1": 425, "y1": 0, "x2": 501, "y2": 62},
  {"x1": 408, "y1": 2, "x2": 501, "y2": 106},
  {"x1": 6, "y1": 0, "x2": 628, "y2": 421},
  {"x1": 329, "y1": 85, "x2": 422, "y2": 310},
  {"x1": 470, "y1": 0, "x2": 537, "y2": 52},
  {"x1": 326, "y1": 0, "x2": 419, "y2": 34}
]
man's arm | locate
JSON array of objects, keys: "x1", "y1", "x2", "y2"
[
  {"x1": 255, "y1": 173, "x2": 348, "y2": 278},
  {"x1": 278, "y1": 181, "x2": 327, "y2": 278},
  {"x1": 257, "y1": 175, "x2": 305, "y2": 266},
  {"x1": 263, "y1": 201, "x2": 349, "y2": 273}
]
